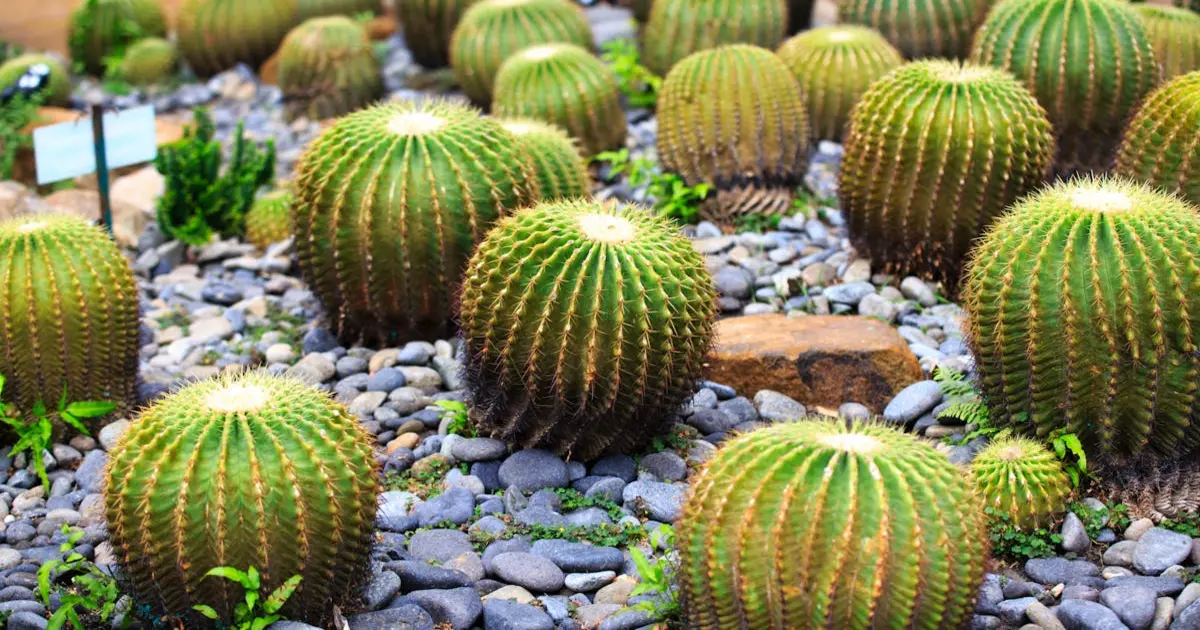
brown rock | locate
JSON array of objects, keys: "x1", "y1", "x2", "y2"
[
  {"x1": 366, "y1": 15, "x2": 398, "y2": 40},
  {"x1": 259, "y1": 51, "x2": 280, "y2": 86},
  {"x1": 42, "y1": 189, "x2": 145, "y2": 248},
  {"x1": 706, "y1": 314, "x2": 922, "y2": 413}
]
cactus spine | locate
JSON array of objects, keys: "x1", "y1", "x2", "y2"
[
  {"x1": 970, "y1": 436, "x2": 1073, "y2": 529},
  {"x1": 68, "y1": 0, "x2": 168, "y2": 76},
  {"x1": 103, "y1": 372, "x2": 378, "y2": 625},
  {"x1": 776, "y1": 26, "x2": 904, "y2": 142},
  {"x1": 397, "y1": 0, "x2": 483, "y2": 68},
  {"x1": 293, "y1": 100, "x2": 538, "y2": 345},
  {"x1": 641, "y1": 0, "x2": 788, "y2": 77},
  {"x1": 962, "y1": 177, "x2": 1200, "y2": 457},
  {"x1": 1135, "y1": 4, "x2": 1200, "y2": 80},
  {"x1": 278, "y1": 16, "x2": 383, "y2": 121},
  {"x1": 970, "y1": 0, "x2": 1160, "y2": 174},
  {"x1": 838, "y1": 0, "x2": 989, "y2": 59},
  {"x1": 460, "y1": 199, "x2": 716, "y2": 459},
  {"x1": 0, "y1": 215, "x2": 139, "y2": 415},
  {"x1": 498, "y1": 118, "x2": 590, "y2": 200},
  {"x1": 0, "y1": 54, "x2": 71, "y2": 105},
  {"x1": 449, "y1": 0, "x2": 594, "y2": 106},
  {"x1": 492, "y1": 43, "x2": 627, "y2": 156},
  {"x1": 177, "y1": 0, "x2": 301, "y2": 77},
  {"x1": 1113, "y1": 71, "x2": 1200, "y2": 206},
  {"x1": 678, "y1": 419, "x2": 989, "y2": 629},
  {"x1": 657, "y1": 44, "x2": 808, "y2": 225},
  {"x1": 839, "y1": 60, "x2": 1055, "y2": 293},
  {"x1": 119, "y1": 37, "x2": 179, "y2": 86},
  {"x1": 246, "y1": 190, "x2": 295, "y2": 249}
]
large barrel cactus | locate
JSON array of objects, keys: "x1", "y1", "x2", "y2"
[
  {"x1": 839, "y1": 60, "x2": 1055, "y2": 293},
  {"x1": 970, "y1": 0, "x2": 1160, "y2": 174},
  {"x1": 68, "y1": 0, "x2": 167, "y2": 76},
  {"x1": 1135, "y1": 4, "x2": 1200, "y2": 80},
  {"x1": 120, "y1": 37, "x2": 179, "y2": 86},
  {"x1": 776, "y1": 26, "x2": 904, "y2": 142},
  {"x1": 1113, "y1": 71, "x2": 1200, "y2": 206},
  {"x1": 298, "y1": 0, "x2": 382, "y2": 19},
  {"x1": 498, "y1": 118, "x2": 591, "y2": 200},
  {"x1": 293, "y1": 100, "x2": 538, "y2": 345},
  {"x1": 642, "y1": 0, "x2": 788, "y2": 77},
  {"x1": 177, "y1": 0, "x2": 301, "y2": 78},
  {"x1": 970, "y1": 436, "x2": 1073, "y2": 529},
  {"x1": 962, "y1": 177, "x2": 1200, "y2": 457},
  {"x1": 449, "y1": 0, "x2": 594, "y2": 106},
  {"x1": 460, "y1": 199, "x2": 717, "y2": 460},
  {"x1": 278, "y1": 16, "x2": 383, "y2": 121},
  {"x1": 397, "y1": 0, "x2": 483, "y2": 68},
  {"x1": 492, "y1": 43, "x2": 627, "y2": 156},
  {"x1": 0, "y1": 54, "x2": 71, "y2": 105},
  {"x1": 246, "y1": 189, "x2": 295, "y2": 249},
  {"x1": 103, "y1": 372, "x2": 378, "y2": 625},
  {"x1": 0, "y1": 215, "x2": 139, "y2": 415},
  {"x1": 658, "y1": 44, "x2": 808, "y2": 226},
  {"x1": 838, "y1": 0, "x2": 989, "y2": 59},
  {"x1": 678, "y1": 419, "x2": 989, "y2": 629}
]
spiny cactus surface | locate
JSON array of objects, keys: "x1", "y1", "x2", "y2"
[
  {"x1": 1135, "y1": 4, "x2": 1200, "y2": 80},
  {"x1": 678, "y1": 418, "x2": 989, "y2": 629},
  {"x1": 177, "y1": 0, "x2": 301, "y2": 77},
  {"x1": 68, "y1": 0, "x2": 167, "y2": 76},
  {"x1": 120, "y1": 37, "x2": 178, "y2": 86},
  {"x1": 642, "y1": 0, "x2": 788, "y2": 77},
  {"x1": 0, "y1": 54, "x2": 71, "y2": 105},
  {"x1": 498, "y1": 118, "x2": 590, "y2": 200},
  {"x1": 278, "y1": 16, "x2": 383, "y2": 121},
  {"x1": 397, "y1": 0, "x2": 483, "y2": 68},
  {"x1": 838, "y1": 0, "x2": 989, "y2": 59},
  {"x1": 246, "y1": 189, "x2": 294, "y2": 249},
  {"x1": 1113, "y1": 71, "x2": 1200, "y2": 206},
  {"x1": 971, "y1": 436, "x2": 1073, "y2": 529},
  {"x1": 298, "y1": 0, "x2": 382, "y2": 19}
]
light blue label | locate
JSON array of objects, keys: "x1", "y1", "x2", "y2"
[{"x1": 34, "y1": 105, "x2": 158, "y2": 185}]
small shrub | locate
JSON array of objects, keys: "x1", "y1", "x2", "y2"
[{"x1": 193, "y1": 566, "x2": 302, "y2": 630}]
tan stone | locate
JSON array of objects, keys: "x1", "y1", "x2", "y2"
[
  {"x1": 42, "y1": 188, "x2": 146, "y2": 247},
  {"x1": 706, "y1": 314, "x2": 923, "y2": 413},
  {"x1": 593, "y1": 575, "x2": 636, "y2": 605},
  {"x1": 481, "y1": 585, "x2": 535, "y2": 605},
  {"x1": 387, "y1": 432, "x2": 420, "y2": 453}
]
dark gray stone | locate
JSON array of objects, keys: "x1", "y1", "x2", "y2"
[
  {"x1": 347, "y1": 604, "x2": 434, "y2": 630},
  {"x1": 414, "y1": 487, "x2": 475, "y2": 527},
  {"x1": 1133, "y1": 528, "x2": 1193, "y2": 575},
  {"x1": 515, "y1": 507, "x2": 567, "y2": 527},
  {"x1": 882, "y1": 381, "x2": 943, "y2": 425},
  {"x1": 975, "y1": 574, "x2": 1003, "y2": 615},
  {"x1": 482, "y1": 599, "x2": 555, "y2": 630},
  {"x1": 408, "y1": 529, "x2": 474, "y2": 564},
  {"x1": 74, "y1": 450, "x2": 108, "y2": 494},
  {"x1": 1174, "y1": 600, "x2": 1200, "y2": 630},
  {"x1": 1056, "y1": 599, "x2": 1130, "y2": 630},
  {"x1": 1105, "y1": 576, "x2": 1186, "y2": 597},
  {"x1": 367, "y1": 368, "x2": 407, "y2": 393},
  {"x1": 453, "y1": 438, "x2": 508, "y2": 462},
  {"x1": 531, "y1": 540, "x2": 624, "y2": 573},
  {"x1": 363, "y1": 571, "x2": 401, "y2": 611},
  {"x1": 584, "y1": 477, "x2": 625, "y2": 502},
  {"x1": 622, "y1": 480, "x2": 684, "y2": 522},
  {"x1": 390, "y1": 561, "x2": 473, "y2": 591},
  {"x1": 406, "y1": 587, "x2": 482, "y2": 630},
  {"x1": 482, "y1": 538, "x2": 532, "y2": 574},
  {"x1": 498, "y1": 450, "x2": 568, "y2": 491},
  {"x1": 6, "y1": 612, "x2": 48, "y2": 630},
  {"x1": 490, "y1": 552, "x2": 565, "y2": 592},
  {"x1": 1025, "y1": 558, "x2": 1101, "y2": 585},
  {"x1": 638, "y1": 452, "x2": 687, "y2": 482},
  {"x1": 302, "y1": 328, "x2": 339, "y2": 354},
  {"x1": 1100, "y1": 585, "x2": 1155, "y2": 630},
  {"x1": 997, "y1": 597, "x2": 1036, "y2": 626}
]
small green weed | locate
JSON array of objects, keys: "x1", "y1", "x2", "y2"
[
  {"x1": 0, "y1": 92, "x2": 43, "y2": 181},
  {"x1": 629, "y1": 525, "x2": 681, "y2": 624},
  {"x1": 1, "y1": 376, "x2": 116, "y2": 488},
  {"x1": 38, "y1": 524, "x2": 128, "y2": 630},
  {"x1": 986, "y1": 508, "x2": 1062, "y2": 561},
  {"x1": 732, "y1": 213, "x2": 783, "y2": 234},
  {"x1": 600, "y1": 38, "x2": 660, "y2": 109},
  {"x1": 591, "y1": 149, "x2": 710, "y2": 225},
  {"x1": 193, "y1": 566, "x2": 302, "y2": 630},
  {"x1": 553, "y1": 488, "x2": 625, "y2": 522},
  {"x1": 384, "y1": 457, "x2": 451, "y2": 499},
  {"x1": 436, "y1": 400, "x2": 476, "y2": 438}
]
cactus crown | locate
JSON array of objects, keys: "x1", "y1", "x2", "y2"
[
  {"x1": 278, "y1": 15, "x2": 382, "y2": 120},
  {"x1": 497, "y1": 118, "x2": 590, "y2": 201},
  {"x1": 1134, "y1": 4, "x2": 1200, "y2": 79},
  {"x1": 970, "y1": 435, "x2": 1073, "y2": 529},
  {"x1": 120, "y1": 37, "x2": 178, "y2": 86},
  {"x1": 1113, "y1": 70, "x2": 1200, "y2": 206}
]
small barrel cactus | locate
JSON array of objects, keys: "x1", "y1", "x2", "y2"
[
  {"x1": 68, "y1": 0, "x2": 168, "y2": 76},
  {"x1": 246, "y1": 189, "x2": 295, "y2": 249},
  {"x1": 1135, "y1": 4, "x2": 1200, "y2": 79},
  {"x1": 0, "y1": 215, "x2": 139, "y2": 415},
  {"x1": 970, "y1": 0, "x2": 1159, "y2": 174},
  {"x1": 0, "y1": 53, "x2": 71, "y2": 105},
  {"x1": 119, "y1": 37, "x2": 178, "y2": 86},
  {"x1": 293, "y1": 100, "x2": 538, "y2": 344},
  {"x1": 838, "y1": 0, "x2": 989, "y2": 59},
  {"x1": 298, "y1": 0, "x2": 382, "y2": 19},
  {"x1": 839, "y1": 60, "x2": 1055, "y2": 293},
  {"x1": 460, "y1": 199, "x2": 716, "y2": 459},
  {"x1": 177, "y1": 0, "x2": 301, "y2": 78},
  {"x1": 962, "y1": 177, "x2": 1200, "y2": 457},
  {"x1": 657, "y1": 44, "x2": 808, "y2": 226},
  {"x1": 492, "y1": 43, "x2": 626, "y2": 156},
  {"x1": 776, "y1": 25, "x2": 904, "y2": 141},
  {"x1": 1113, "y1": 71, "x2": 1200, "y2": 206},
  {"x1": 278, "y1": 16, "x2": 383, "y2": 121},
  {"x1": 397, "y1": 0, "x2": 483, "y2": 68},
  {"x1": 103, "y1": 371, "x2": 378, "y2": 625},
  {"x1": 642, "y1": 0, "x2": 788, "y2": 77},
  {"x1": 497, "y1": 118, "x2": 590, "y2": 200},
  {"x1": 970, "y1": 436, "x2": 1073, "y2": 529},
  {"x1": 449, "y1": 0, "x2": 594, "y2": 105},
  {"x1": 678, "y1": 418, "x2": 989, "y2": 629}
]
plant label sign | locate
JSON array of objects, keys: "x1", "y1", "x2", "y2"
[{"x1": 33, "y1": 105, "x2": 157, "y2": 185}]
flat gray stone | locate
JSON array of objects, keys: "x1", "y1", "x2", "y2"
[
  {"x1": 1100, "y1": 585, "x2": 1155, "y2": 630},
  {"x1": 1134, "y1": 528, "x2": 1194, "y2": 575},
  {"x1": 622, "y1": 480, "x2": 685, "y2": 522},
  {"x1": 491, "y1": 552, "x2": 565, "y2": 592},
  {"x1": 1056, "y1": 599, "x2": 1130, "y2": 630},
  {"x1": 482, "y1": 599, "x2": 555, "y2": 630},
  {"x1": 882, "y1": 380, "x2": 943, "y2": 425},
  {"x1": 498, "y1": 450, "x2": 568, "y2": 491},
  {"x1": 406, "y1": 587, "x2": 482, "y2": 630}
]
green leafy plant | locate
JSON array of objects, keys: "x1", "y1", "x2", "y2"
[
  {"x1": 553, "y1": 488, "x2": 625, "y2": 522},
  {"x1": 469, "y1": 520, "x2": 649, "y2": 551},
  {"x1": 384, "y1": 456, "x2": 452, "y2": 498},
  {"x1": 600, "y1": 38, "x2": 660, "y2": 109},
  {"x1": 591, "y1": 149, "x2": 711, "y2": 225},
  {"x1": 932, "y1": 366, "x2": 999, "y2": 437},
  {"x1": 645, "y1": 424, "x2": 695, "y2": 455},
  {"x1": 986, "y1": 507, "x2": 1063, "y2": 561},
  {"x1": 1067, "y1": 501, "x2": 1130, "y2": 539},
  {"x1": 0, "y1": 92, "x2": 42, "y2": 180},
  {"x1": 38, "y1": 524, "x2": 127, "y2": 630},
  {"x1": 732, "y1": 213, "x2": 783, "y2": 234},
  {"x1": 436, "y1": 399, "x2": 476, "y2": 438},
  {"x1": 68, "y1": 0, "x2": 164, "y2": 77},
  {"x1": 1050, "y1": 430, "x2": 1088, "y2": 487},
  {"x1": 629, "y1": 525, "x2": 681, "y2": 622},
  {"x1": 193, "y1": 566, "x2": 302, "y2": 630},
  {"x1": 1, "y1": 376, "x2": 115, "y2": 489}
]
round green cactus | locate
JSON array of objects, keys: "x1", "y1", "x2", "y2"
[
  {"x1": 970, "y1": 436, "x2": 1073, "y2": 529},
  {"x1": 0, "y1": 54, "x2": 71, "y2": 106},
  {"x1": 119, "y1": 37, "x2": 178, "y2": 86},
  {"x1": 839, "y1": 60, "x2": 1055, "y2": 294},
  {"x1": 460, "y1": 199, "x2": 716, "y2": 459},
  {"x1": 293, "y1": 100, "x2": 538, "y2": 344},
  {"x1": 1135, "y1": 4, "x2": 1200, "y2": 80},
  {"x1": 0, "y1": 215, "x2": 139, "y2": 416},
  {"x1": 838, "y1": 0, "x2": 989, "y2": 59},
  {"x1": 278, "y1": 16, "x2": 383, "y2": 121},
  {"x1": 397, "y1": 0, "x2": 483, "y2": 68},
  {"x1": 1113, "y1": 71, "x2": 1200, "y2": 206},
  {"x1": 449, "y1": 0, "x2": 594, "y2": 105},
  {"x1": 177, "y1": 0, "x2": 301, "y2": 77},
  {"x1": 657, "y1": 44, "x2": 808, "y2": 226},
  {"x1": 492, "y1": 43, "x2": 627, "y2": 156},
  {"x1": 642, "y1": 0, "x2": 787, "y2": 77},
  {"x1": 970, "y1": 0, "x2": 1160, "y2": 174},
  {"x1": 246, "y1": 189, "x2": 294, "y2": 249},
  {"x1": 962, "y1": 177, "x2": 1200, "y2": 457},
  {"x1": 103, "y1": 371, "x2": 378, "y2": 625},
  {"x1": 68, "y1": 0, "x2": 168, "y2": 76},
  {"x1": 298, "y1": 0, "x2": 382, "y2": 19},
  {"x1": 498, "y1": 118, "x2": 590, "y2": 200},
  {"x1": 776, "y1": 25, "x2": 904, "y2": 142},
  {"x1": 678, "y1": 418, "x2": 989, "y2": 629}
]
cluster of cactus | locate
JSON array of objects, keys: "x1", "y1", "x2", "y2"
[
  {"x1": 299, "y1": 0, "x2": 382, "y2": 19},
  {"x1": 838, "y1": 0, "x2": 989, "y2": 59},
  {"x1": 278, "y1": 16, "x2": 383, "y2": 121},
  {"x1": 68, "y1": 0, "x2": 167, "y2": 76},
  {"x1": 657, "y1": 44, "x2": 808, "y2": 225},
  {"x1": 1134, "y1": 4, "x2": 1200, "y2": 79},
  {"x1": 0, "y1": 215, "x2": 139, "y2": 416},
  {"x1": 492, "y1": 43, "x2": 626, "y2": 156},
  {"x1": 962, "y1": 177, "x2": 1200, "y2": 457},
  {"x1": 677, "y1": 418, "x2": 989, "y2": 628},
  {"x1": 293, "y1": 100, "x2": 537, "y2": 345},
  {"x1": 449, "y1": 0, "x2": 593, "y2": 105},
  {"x1": 103, "y1": 371, "x2": 378, "y2": 625},
  {"x1": 776, "y1": 25, "x2": 903, "y2": 141},
  {"x1": 1113, "y1": 71, "x2": 1200, "y2": 206},
  {"x1": 970, "y1": 0, "x2": 1159, "y2": 174},
  {"x1": 397, "y1": 0, "x2": 482, "y2": 68},
  {"x1": 970, "y1": 436, "x2": 1073, "y2": 529},
  {"x1": 0, "y1": 53, "x2": 71, "y2": 105},
  {"x1": 839, "y1": 60, "x2": 1055, "y2": 293},
  {"x1": 460, "y1": 199, "x2": 716, "y2": 460},
  {"x1": 119, "y1": 37, "x2": 178, "y2": 86},
  {"x1": 177, "y1": 0, "x2": 301, "y2": 77},
  {"x1": 246, "y1": 189, "x2": 295, "y2": 249},
  {"x1": 641, "y1": 0, "x2": 788, "y2": 77},
  {"x1": 498, "y1": 118, "x2": 590, "y2": 200}
]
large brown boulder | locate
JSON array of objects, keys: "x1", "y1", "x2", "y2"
[{"x1": 707, "y1": 314, "x2": 923, "y2": 413}]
